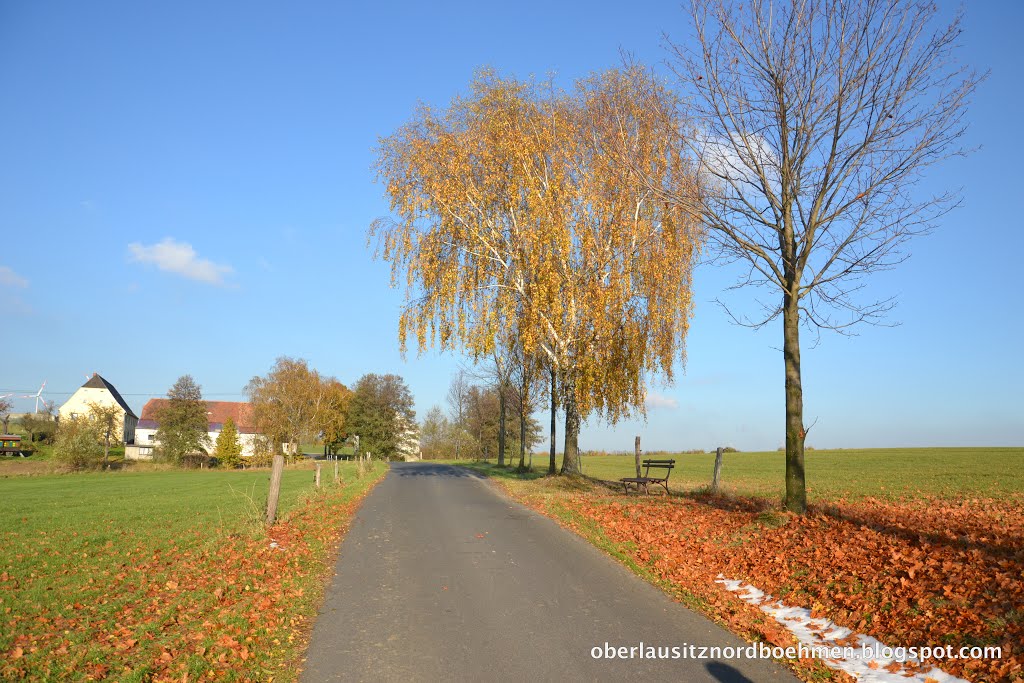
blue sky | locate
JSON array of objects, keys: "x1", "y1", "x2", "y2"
[{"x1": 1, "y1": 1, "x2": 1020, "y2": 451}]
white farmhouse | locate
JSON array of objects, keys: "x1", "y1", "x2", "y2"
[
  {"x1": 58, "y1": 374, "x2": 139, "y2": 444},
  {"x1": 131, "y1": 399, "x2": 263, "y2": 459}
]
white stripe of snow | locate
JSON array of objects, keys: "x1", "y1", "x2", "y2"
[{"x1": 715, "y1": 575, "x2": 968, "y2": 682}]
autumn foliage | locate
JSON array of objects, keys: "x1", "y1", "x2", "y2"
[{"x1": 372, "y1": 67, "x2": 702, "y2": 475}]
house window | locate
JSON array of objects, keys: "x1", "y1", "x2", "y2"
[{"x1": 147, "y1": 434, "x2": 155, "y2": 442}]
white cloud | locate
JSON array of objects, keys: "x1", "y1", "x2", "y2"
[
  {"x1": 128, "y1": 238, "x2": 233, "y2": 285},
  {"x1": 696, "y1": 130, "x2": 780, "y2": 191},
  {"x1": 644, "y1": 390, "x2": 679, "y2": 410},
  {"x1": 0, "y1": 265, "x2": 28, "y2": 288}
]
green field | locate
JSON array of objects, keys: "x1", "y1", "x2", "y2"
[
  {"x1": 475, "y1": 447, "x2": 1024, "y2": 500},
  {"x1": 1, "y1": 468, "x2": 315, "y2": 539},
  {"x1": 0, "y1": 464, "x2": 385, "y2": 680}
]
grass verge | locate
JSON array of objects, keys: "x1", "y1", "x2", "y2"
[
  {"x1": 462, "y1": 461, "x2": 1023, "y2": 683},
  {"x1": 0, "y1": 462, "x2": 387, "y2": 681}
]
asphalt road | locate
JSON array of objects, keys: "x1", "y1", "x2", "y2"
[{"x1": 301, "y1": 462, "x2": 798, "y2": 682}]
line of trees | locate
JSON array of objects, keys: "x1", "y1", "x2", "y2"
[
  {"x1": 420, "y1": 369, "x2": 542, "y2": 465},
  {"x1": 244, "y1": 360, "x2": 418, "y2": 525},
  {"x1": 370, "y1": 0, "x2": 980, "y2": 513},
  {"x1": 245, "y1": 361, "x2": 418, "y2": 464}
]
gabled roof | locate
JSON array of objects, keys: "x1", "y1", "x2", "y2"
[
  {"x1": 140, "y1": 399, "x2": 256, "y2": 434},
  {"x1": 81, "y1": 374, "x2": 137, "y2": 419}
]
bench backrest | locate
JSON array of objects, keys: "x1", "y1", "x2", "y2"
[{"x1": 642, "y1": 459, "x2": 675, "y2": 479}]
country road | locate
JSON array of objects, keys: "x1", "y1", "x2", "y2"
[{"x1": 300, "y1": 462, "x2": 798, "y2": 682}]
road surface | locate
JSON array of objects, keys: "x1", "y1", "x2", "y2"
[{"x1": 301, "y1": 462, "x2": 798, "y2": 682}]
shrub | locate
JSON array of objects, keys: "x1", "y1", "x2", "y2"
[
  {"x1": 179, "y1": 453, "x2": 215, "y2": 469},
  {"x1": 213, "y1": 417, "x2": 243, "y2": 469},
  {"x1": 247, "y1": 452, "x2": 272, "y2": 468},
  {"x1": 52, "y1": 418, "x2": 103, "y2": 471},
  {"x1": 245, "y1": 435, "x2": 274, "y2": 468}
]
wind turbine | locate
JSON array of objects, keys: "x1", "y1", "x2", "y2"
[{"x1": 22, "y1": 381, "x2": 46, "y2": 413}]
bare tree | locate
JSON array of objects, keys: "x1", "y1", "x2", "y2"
[
  {"x1": 462, "y1": 351, "x2": 516, "y2": 467},
  {"x1": 648, "y1": 0, "x2": 983, "y2": 512},
  {"x1": 419, "y1": 405, "x2": 454, "y2": 460},
  {"x1": 491, "y1": 351, "x2": 512, "y2": 468},
  {"x1": 446, "y1": 370, "x2": 471, "y2": 461},
  {"x1": 509, "y1": 347, "x2": 544, "y2": 471},
  {"x1": 0, "y1": 397, "x2": 13, "y2": 434}
]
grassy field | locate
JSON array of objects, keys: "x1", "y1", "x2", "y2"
[
  {"x1": 488, "y1": 447, "x2": 1024, "y2": 501},
  {"x1": 0, "y1": 463, "x2": 387, "y2": 681}
]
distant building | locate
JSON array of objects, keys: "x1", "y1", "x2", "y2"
[
  {"x1": 58, "y1": 374, "x2": 138, "y2": 444},
  {"x1": 397, "y1": 412, "x2": 421, "y2": 461},
  {"x1": 130, "y1": 399, "x2": 263, "y2": 460}
]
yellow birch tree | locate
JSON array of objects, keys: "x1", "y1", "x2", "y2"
[{"x1": 371, "y1": 67, "x2": 702, "y2": 474}]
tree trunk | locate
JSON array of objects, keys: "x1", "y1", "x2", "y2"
[
  {"x1": 548, "y1": 369, "x2": 557, "y2": 475},
  {"x1": 560, "y1": 380, "x2": 581, "y2": 476},
  {"x1": 518, "y1": 397, "x2": 527, "y2": 470},
  {"x1": 519, "y1": 368, "x2": 529, "y2": 470},
  {"x1": 497, "y1": 384, "x2": 506, "y2": 467},
  {"x1": 712, "y1": 446, "x2": 724, "y2": 492},
  {"x1": 265, "y1": 453, "x2": 286, "y2": 525},
  {"x1": 783, "y1": 293, "x2": 807, "y2": 514},
  {"x1": 104, "y1": 437, "x2": 110, "y2": 470},
  {"x1": 519, "y1": 417, "x2": 527, "y2": 469}
]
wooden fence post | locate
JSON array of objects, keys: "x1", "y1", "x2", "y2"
[
  {"x1": 711, "y1": 447, "x2": 724, "y2": 492},
  {"x1": 334, "y1": 457, "x2": 339, "y2": 483},
  {"x1": 315, "y1": 462, "x2": 321, "y2": 488},
  {"x1": 634, "y1": 436, "x2": 642, "y2": 478},
  {"x1": 265, "y1": 453, "x2": 285, "y2": 525}
]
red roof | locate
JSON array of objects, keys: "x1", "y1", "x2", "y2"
[{"x1": 140, "y1": 399, "x2": 256, "y2": 433}]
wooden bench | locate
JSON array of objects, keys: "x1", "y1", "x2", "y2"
[{"x1": 620, "y1": 458, "x2": 675, "y2": 495}]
